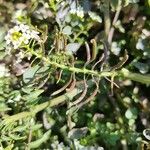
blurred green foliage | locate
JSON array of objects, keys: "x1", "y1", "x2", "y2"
[{"x1": 0, "y1": 0, "x2": 150, "y2": 149}]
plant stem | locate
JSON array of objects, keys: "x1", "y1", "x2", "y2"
[
  {"x1": 108, "y1": 1, "x2": 122, "y2": 44},
  {"x1": 120, "y1": 68, "x2": 150, "y2": 84},
  {"x1": 28, "y1": 47, "x2": 114, "y2": 78},
  {"x1": 1, "y1": 88, "x2": 81, "y2": 125},
  {"x1": 29, "y1": 47, "x2": 150, "y2": 85},
  {"x1": 103, "y1": 0, "x2": 111, "y2": 38},
  {"x1": 26, "y1": 46, "x2": 150, "y2": 85}
]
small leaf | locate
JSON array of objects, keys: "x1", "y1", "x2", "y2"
[
  {"x1": 30, "y1": 124, "x2": 43, "y2": 131},
  {"x1": 62, "y1": 26, "x2": 72, "y2": 35},
  {"x1": 125, "y1": 107, "x2": 138, "y2": 120},
  {"x1": 13, "y1": 125, "x2": 28, "y2": 132},
  {"x1": 66, "y1": 43, "x2": 81, "y2": 54},
  {"x1": 23, "y1": 65, "x2": 40, "y2": 83},
  {"x1": 28, "y1": 130, "x2": 51, "y2": 148},
  {"x1": 132, "y1": 62, "x2": 149, "y2": 74},
  {"x1": 9, "y1": 133, "x2": 26, "y2": 140},
  {"x1": 23, "y1": 89, "x2": 44, "y2": 105}
]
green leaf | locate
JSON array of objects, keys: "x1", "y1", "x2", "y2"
[
  {"x1": 4, "y1": 144, "x2": 14, "y2": 150},
  {"x1": 9, "y1": 133, "x2": 26, "y2": 140},
  {"x1": 0, "y1": 103, "x2": 11, "y2": 112},
  {"x1": 13, "y1": 125, "x2": 28, "y2": 132},
  {"x1": 125, "y1": 107, "x2": 138, "y2": 120},
  {"x1": 30, "y1": 124, "x2": 43, "y2": 131},
  {"x1": 66, "y1": 43, "x2": 81, "y2": 54},
  {"x1": 23, "y1": 89, "x2": 44, "y2": 105},
  {"x1": 132, "y1": 62, "x2": 149, "y2": 74},
  {"x1": 62, "y1": 26, "x2": 72, "y2": 35},
  {"x1": 28, "y1": 130, "x2": 51, "y2": 148},
  {"x1": 106, "y1": 133, "x2": 120, "y2": 146},
  {"x1": 23, "y1": 65, "x2": 40, "y2": 83}
]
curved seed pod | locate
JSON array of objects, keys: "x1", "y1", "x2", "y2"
[
  {"x1": 78, "y1": 78, "x2": 99, "y2": 109},
  {"x1": 108, "y1": 50, "x2": 128, "y2": 95},
  {"x1": 42, "y1": 112, "x2": 52, "y2": 129},
  {"x1": 100, "y1": 40, "x2": 109, "y2": 71},
  {"x1": 85, "y1": 41, "x2": 91, "y2": 66},
  {"x1": 90, "y1": 39, "x2": 98, "y2": 62},
  {"x1": 92, "y1": 53, "x2": 104, "y2": 70},
  {"x1": 54, "y1": 33, "x2": 59, "y2": 52},
  {"x1": 70, "y1": 75, "x2": 88, "y2": 107},
  {"x1": 104, "y1": 77, "x2": 119, "y2": 89},
  {"x1": 69, "y1": 42, "x2": 90, "y2": 106},
  {"x1": 110, "y1": 50, "x2": 128, "y2": 71},
  {"x1": 66, "y1": 73, "x2": 76, "y2": 92},
  {"x1": 56, "y1": 70, "x2": 63, "y2": 83},
  {"x1": 51, "y1": 74, "x2": 73, "y2": 96},
  {"x1": 38, "y1": 73, "x2": 51, "y2": 89},
  {"x1": 110, "y1": 74, "x2": 115, "y2": 96},
  {"x1": 66, "y1": 56, "x2": 76, "y2": 92},
  {"x1": 58, "y1": 33, "x2": 62, "y2": 51},
  {"x1": 104, "y1": 75, "x2": 120, "y2": 96},
  {"x1": 62, "y1": 33, "x2": 67, "y2": 51}
]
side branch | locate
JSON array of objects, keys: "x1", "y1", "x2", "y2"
[{"x1": 1, "y1": 88, "x2": 81, "y2": 125}]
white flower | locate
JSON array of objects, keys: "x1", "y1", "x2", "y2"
[
  {"x1": 76, "y1": 9, "x2": 84, "y2": 18},
  {"x1": 30, "y1": 30, "x2": 40, "y2": 41},
  {"x1": 5, "y1": 23, "x2": 40, "y2": 50},
  {"x1": 70, "y1": 7, "x2": 84, "y2": 18}
]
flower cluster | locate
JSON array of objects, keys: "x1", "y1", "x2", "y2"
[
  {"x1": 5, "y1": 23, "x2": 40, "y2": 50},
  {"x1": 70, "y1": 7, "x2": 84, "y2": 18}
]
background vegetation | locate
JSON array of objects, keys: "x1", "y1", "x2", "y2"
[{"x1": 0, "y1": 0, "x2": 150, "y2": 149}]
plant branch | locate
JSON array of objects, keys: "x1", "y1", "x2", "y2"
[
  {"x1": 1, "y1": 88, "x2": 81, "y2": 126},
  {"x1": 108, "y1": 1, "x2": 122, "y2": 44},
  {"x1": 27, "y1": 47, "x2": 114, "y2": 78},
  {"x1": 103, "y1": 0, "x2": 111, "y2": 38},
  {"x1": 28, "y1": 46, "x2": 150, "y2": 85},
  {"x1": 120, "y1": 68, "x2": 150, "y2": 84}
]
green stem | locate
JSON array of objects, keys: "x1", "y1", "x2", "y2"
[
  {"x1": 26, "y1": 47, "x2": 150, "y2": 84},
  {"x1": 120, "y1": 68, "x2": 150, "y2": 84},
  {"x1": 103, "y1": 0, "x2": 111, "y2": 38},
  {"x1": 1, "y1": 88, "x2": 81, "y2": 125},
  {"x1": 108, "y1": 1, "x2": 122, "y2": 44},
  {"x1": 28, "y1": 46, "x2": 114, "y2": 78},
  {"x1": 25, "y1": 46, "x2": 150, "y2": 85}
]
